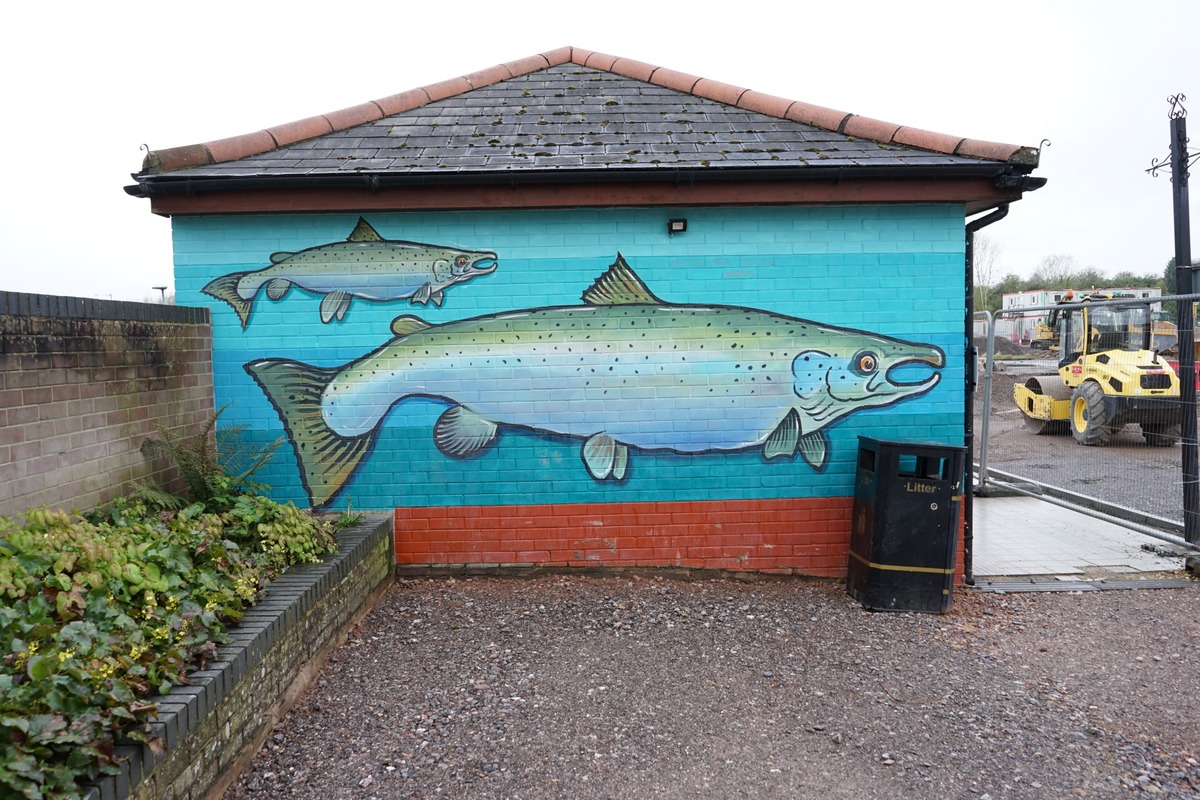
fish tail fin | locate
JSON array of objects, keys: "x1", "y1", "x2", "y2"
[
  {"x1": 202, "y1": 273, "x2": 254, "y2": 328},
  {"x1": 244, "y1": 359, "x2": 374, "y2": 508}
]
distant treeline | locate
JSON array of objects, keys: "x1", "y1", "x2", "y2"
[{"x1": 974, "y1": 256, "x2": 1195, "y2": 314}]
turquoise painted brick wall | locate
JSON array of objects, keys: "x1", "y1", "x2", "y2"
[{"x1": 173, "y1": 204, "x2": 966, "y2": 510}]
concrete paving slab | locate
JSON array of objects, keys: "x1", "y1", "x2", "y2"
[{"x1": 972, "y1": 494, "x2": 1187, "y2": 578}]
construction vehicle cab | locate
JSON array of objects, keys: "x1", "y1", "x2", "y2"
[{"x1": 1014, "y1": 292, "x2": 1181, "y2": 445}]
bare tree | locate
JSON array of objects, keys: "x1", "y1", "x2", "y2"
[
  {"x1": 1030, "y1": 254, "x2": 1081, "y2": 289},
  {"x1": 973, "y1": 234, "x2": 1003, "y2": 310}
]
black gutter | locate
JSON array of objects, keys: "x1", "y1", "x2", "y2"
[
  {"x1": 962, "y1": 203, "x2": 1012, "y2": 586},
  {"x1": 126, "y1": 164, "x2": 1046, "y2": 199}
]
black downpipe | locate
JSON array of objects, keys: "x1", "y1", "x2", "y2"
[{"x1": 963, "y1": 204, "x2": 1010, "y2": 585}]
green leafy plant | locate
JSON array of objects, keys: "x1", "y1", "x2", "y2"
[
  {"x1": 221, "y1": 494, "x2": 337, "y2": 574},
  {"x1": 140, "y1": 405, "x2": 282, "y2": 512},
  {"x1": 0, "y1": 495, "x2": 338, "y2": 798},
  {"x1": 331, "y1": 501, "x2": 366, "y2": 533}
]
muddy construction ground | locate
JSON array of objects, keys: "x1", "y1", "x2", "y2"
[{"x1": 974, "y1": 340, "x2": 1184, "y2": 525}]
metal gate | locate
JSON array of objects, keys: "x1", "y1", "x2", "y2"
[{"x1": 973, "y1": 298, "x2": 1200, "y2": 554}]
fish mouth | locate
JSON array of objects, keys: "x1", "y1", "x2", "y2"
[
  {"x1": 884, "y1": 351, "x2": 944, "y2": 390},
  {"x1": 459, "y1": 253, "x2": 499, "y2": 277}
]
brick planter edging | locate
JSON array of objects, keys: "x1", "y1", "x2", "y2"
[{"x1": 80, "y1": 514, "x2": 395, "y2": 800}]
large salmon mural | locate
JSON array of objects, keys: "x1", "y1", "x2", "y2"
[
  {"x1": 202, "y1": 218, "x2": 498, "y2": 327},
  {"x1": 245, "y1": 255, "x2": 945, "y2": 507}
]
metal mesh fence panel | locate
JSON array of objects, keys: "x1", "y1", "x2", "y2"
[{"x1": 974, "y1": 300, "x2": 1191, "y2": 531}]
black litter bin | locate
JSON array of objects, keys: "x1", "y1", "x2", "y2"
[{"x1": 846, "y1": 437, "x2": 965, "y2": 614}]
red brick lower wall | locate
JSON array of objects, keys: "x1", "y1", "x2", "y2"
[
  {"x1": 396, "y1": 498, "x2": 854, "y2": 576},
  {"x1": 395, "y1": 498, "x2": 967, "y2": 580}
]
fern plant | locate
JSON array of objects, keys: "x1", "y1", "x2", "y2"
[{"x1": 141, "y1": 405, "x2": 283, "y2": 512}]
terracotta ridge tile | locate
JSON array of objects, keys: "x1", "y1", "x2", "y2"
[
  {"x1": 540, "y1": 46, "x2": 573, "y2": 66},
  {"x1": 956, "y1": 138, "x2": 1032, "y2": 165},
  {"x1": 203, "y1": 131, "x2": 276, "y2": 165},
  {"x1": 737, "y1": 90, "x2": 794, "y2": 119},
  {"x1": 422, "y1": 76, "x2": 472, "y2": 103},
  {"x1": 143, "y1": 143, "x2": 212, "y2": 173},
  {"x1": 783, "y1": 101, "x2": 852, "y2": 132},
  {"x1": 893, "y1": 126, "x2": 964, "y2": 156},
  {"x1": 692, "y1": 78, "x2": 747, "y2": 108},
  {"x1": 648, "y1": 66, "x2": 701, "y2": 94},
  {"x1": 609, "y1": 56, "x2": 657, "y2": 82},
  {"x1": 463, "y1": 64, "x2": 514, "y2": 89},
  {"x1": 842, "y1": 114, "x2": 902, "y2": 143},
  {"x1": 268, "y1": 115, "x2": 334, "y2": 149},
  {"x1": 581, "y1": 50, "x2": 619, "y2": 70},
  {"x1": 373, "y1": 87, "x2": 432, "y2": 117},
  {"x1": 567, "y1": 46, "x2": 596, "y2": 66},
  {"x1": 323, "y1": 102, "x2": 385, "y2": 131}
]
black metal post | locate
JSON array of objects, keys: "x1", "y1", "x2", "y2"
[{"x1": 1170, "y1": 107, "x2": 1199, "y2": 544}]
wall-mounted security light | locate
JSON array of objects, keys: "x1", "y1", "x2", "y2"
[{"x1": 667, "y1": 219, "x2": 687, "y2": 235}]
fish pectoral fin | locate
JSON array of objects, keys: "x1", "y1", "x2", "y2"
[
  {"x1": 612, "y1": 444, "x2": 629, "y2": 480},
  {"x1": 411, "y1": 284, "x2": 432, "y2": 305},
  {"x1": 798, "y1": 430, "x2": 829, "y2": 472},
  {"x1": 319, "y1": 290, "x2": 352, "y2": 323},
  {"x1": 347, "y1": 217, "x2": 383, "y2": 242},
  {"x1": 582, "y1": 433, "x2": 629, "y2": 481},
  {"x1": 763, "y1": 409, "x2": 801, "y2": 460},
  {"x1": 430, "y1": 290, "x2": 445, "y2": 307},
  {"x1": 265, "y1": 278, "x2": 292, "y2": 301},
  {"x1": 390, "y1": 315, "x2": 432, "y2": 337},
  {"x1": 434, "y1": 406, "x2": 499, "y2": 458},
  {"x1": 581, "y1": 253, "x2": 663, "y2": 306}
]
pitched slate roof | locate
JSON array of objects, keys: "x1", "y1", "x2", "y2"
[{"x1": 127, "y1": 46, "x2": 1042, "y2": 208}]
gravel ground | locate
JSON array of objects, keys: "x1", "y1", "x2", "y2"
[{"x1": 224, "y1": 574, "x2": 1200, "y2": 799}]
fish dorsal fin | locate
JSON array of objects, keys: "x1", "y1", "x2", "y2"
[
  {"x1": 347, "y1": 217, "x2": 383, "y2": 243},
  {"x1": 390, "y1": 315, "x2": 432, "y2": 337},
  {"x1": 763, "y1": 409, "x2": 801, "y2": 460},
  {"x1": 269, "y1": 251, "x2": 293, "y2": 264},
  {"x1": 581, "y1": 253, "x2": 663, "y2": 306}
]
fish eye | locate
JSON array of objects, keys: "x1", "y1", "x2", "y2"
[
  {"x1": 455, "y1": 255, "x2": 469, "y2": 267},
  {"x1": 852, "y1": 351, "x2": 878, "y2": 375}
]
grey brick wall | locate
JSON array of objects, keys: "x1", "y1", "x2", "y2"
[{"x1": 0, "y1": 292, "x2": 214, "y2": 518}]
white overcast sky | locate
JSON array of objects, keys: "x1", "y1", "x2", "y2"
[{"x1": 2, "y1": 0, "x2": 1197, "y2": 301}]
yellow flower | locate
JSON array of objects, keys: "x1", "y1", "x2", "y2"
[{"x1": 57, "y1": 648, "x2": 75, "y2": 663}]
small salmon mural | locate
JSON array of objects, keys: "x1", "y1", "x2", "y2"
[
  {"x1": 245, "y1": 254, "x2": 944, "y2": 507},
  {"x1": 202, "y1": 218, "x2": 498, "y2": 327}
]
